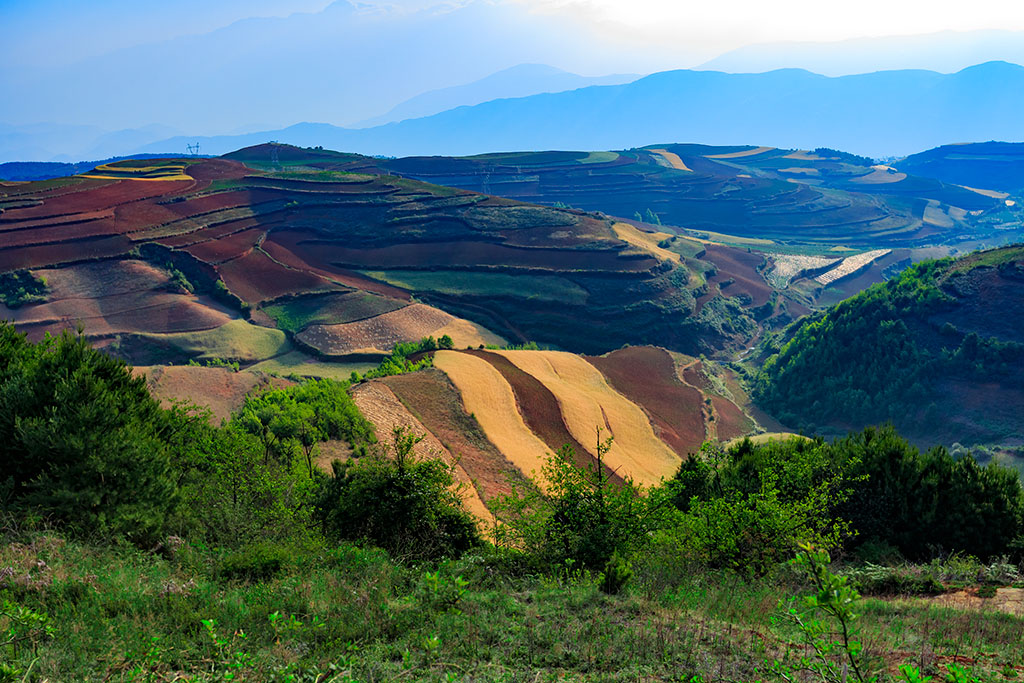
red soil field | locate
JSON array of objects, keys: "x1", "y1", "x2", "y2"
[
  {"x1": 1, "y1": 180, "x2": 193, "y2": 222},
  {"x1": 0, "y1": 209, "x2": 113, "y2": 233},
  {"x1": 242, "y1": 176, "x2": 385, "y2": 194},
  {"x1": 680, "y1": 360, "x2": 713, "y2": 392},
  {"x1": 164, "y1": 189, "x2": 281, "y2": 219},
  {"x1": 0, "y1": 218, "x2": 125, "y2": 249},
  {"x1": 216, "y1": 249, "x2": 341, "y2": 303},
  {"x1": 111, "y1": 201, "x2": 181, "y2": 233},
  {"x1": 0, "y1": 235, "x2": 133, "y2": 272},
  {"x1": 260, "y1": 234, "x2": 411, "y2": 300},
  {"x1": 0, "y1": 177, "x2": 116, "y2": 201},
  {"x1": 703, "y1": 244, "x2": 772, "y2": 307},
  {"x1": 184, "y1": 228, "x2": 264, "y2": 263},
  {"x1": 384, "y1": 369, "x2": 526, "y2": 502},
  {"x1": 586, "y1": 346, "x2": 706, "y2": 457},
  {"x1": 711, "y1": 396, "x2": 754, "y2": 441},
  {"x1": 16, "y1": 296, "x2": 231, "y2": 340},
  {"x1": 186, "y1": 159, "x2": 250, "y2": 181}
]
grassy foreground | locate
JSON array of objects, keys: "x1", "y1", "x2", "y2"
[{"x1": 2, "y1": 526, "x2": 1023, "y2": 682}]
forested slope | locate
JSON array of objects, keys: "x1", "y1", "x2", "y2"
[{"x1": 755, "y1": 245, "x2": 1024, "y2": 446}]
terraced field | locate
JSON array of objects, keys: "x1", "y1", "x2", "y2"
[
  {"x1": 419, "y1": 347, "x2": 766, "y2": 499},
  {"x1": 1, "y1": 144, "x2": 799, "y2": 364},
  {"x1": 360, "y1": 144, "x2": 1005, "y2": 248}
]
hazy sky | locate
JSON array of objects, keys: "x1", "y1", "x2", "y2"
[{"x1": 4, "y1": 0, "x2": 1024, "y2": 69}]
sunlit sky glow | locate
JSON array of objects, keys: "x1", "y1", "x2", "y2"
[{"x1": 4, "y1": 0, "x2": 1024, "y2": 68}]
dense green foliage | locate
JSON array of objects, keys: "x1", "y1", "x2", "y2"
[
  {"x1": 494, "y1": 433, "x2": 661, "y2": 574},
  {"x1": 237, "y1": 378, "x2": 376, "y2": 474},
  {"x1": 0, "y1": 270, "x2": 47, "y2": 308},
  {"x1": 0, "y1": 325, "x2": 180, "y2": 544},
  {"x1": 836, "y1": 426, "x2": 1024, "y2": 561},
  {"x1": 755, "y1": 254, "x2": 1024, "y2": 431},
  {"x1": 682, "y1": 427, "x2": 1024, "y2": 563},
  {"x1": 315, "y1": 427, "x2": 480, "y2": 562}
]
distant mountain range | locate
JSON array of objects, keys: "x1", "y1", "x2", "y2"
[
  {"x1": 698, "y1": 30, "x2": 1024, "y2": 76},
  {"x1": 135, "y1": 61, "x2": 1024, "y2": 160},
  {"x1": 353, "y1": 64, "x2": 638, "y2": 127}
]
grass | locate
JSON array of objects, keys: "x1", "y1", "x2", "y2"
[
  {"x1": 262, "y1": 293, "x2": 406, "y2": 334},
  {"x1": 3, "y1": 528, "x2": 1022, "y2": 681},
  {"x1": 139, "y1": 319, "x2": 291, "y2": 363},
  {"x1": 357, "y1": 270, "x2": 589, "y2": 305},
  {"x1": 578, "y1": 151, "x2": 620, "y2": 165}
]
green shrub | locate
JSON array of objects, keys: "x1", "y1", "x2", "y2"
[
  {"x1": 0, "y1": 324, "x2": 181, "y2": 544},
  {"x1": 598, "y1": 551, "x2": 633, "y2": 595},
  {"x1": 314, "y1": 427, "x2": 480, "y2": 562},
  {"x1": 220, "y1": 542, "x2": 292, "y2": 581}
]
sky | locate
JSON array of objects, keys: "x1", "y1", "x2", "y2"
[
  {"x1": 4, "y1": 0, "x2": 1024, "y2": 69},
  {"x1": 2, "y1": 0, "x2": 1024, "y2": 160}
]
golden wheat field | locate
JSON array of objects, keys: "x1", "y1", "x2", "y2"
[{"x1": 493, "y1": 350, "x2": 681, "y2": 486}]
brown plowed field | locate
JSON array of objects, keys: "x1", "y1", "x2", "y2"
[
  {"x1": 36, "y1": 259, "x2": 168, "y2": 298},
  {"x1": 0, "y1": 218, "x2": 125, "y2": 249},
  {"x1": 187, "y1": 159, "x2": 250, "y2": 181},
  {"x1": 134, "y1": 365, "x2": 293, "y2": 423},
  {"x1": 0, "y1": 235, "x2": 133, "y2": 271},
  {"x1": 0, "y1": 209, "x2": 113, "y2": 233},
  {"x1": 216, "y1": 249, "x2": 341, "y2": 303},
  {"x1": 260, "y1": 234, "x2": 412, "y2": 299},
  {"x1": 711, "y1": 396, "x2": 755, "y2": 441},
  {"x1": 679, "y1": 360, "x2": 713, "y2": 392},
  {"x1": 586, "y1": 346, "x2": 706, "y2": 457},
  {"x1": 703, "y1": 244, "x2": 772, "y2": 306},
  {"x1": 296, "y1": 303, "x2": 500, "y2": 356},
  {"x1": 184, "y1": 228, "x2": 264, "y2": 263},
  {"x1": 351, "y1": 381, "x2": 489, "y2": 521},
  {"x1": 14, "y1": 295, "x2": 232, "y2": 339},
  {"x1": 0, "y1": 180, "x2": 192, "y2": 221},
  {"x1": 384, "y1": 369, "x2": 526, "y2": 502}
]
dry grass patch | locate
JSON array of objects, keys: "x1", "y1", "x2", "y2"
[
  {"x1": 612, "y1": 223, "x2": 681, "y2": 264},
  {"x1": 648, "y1": 148, "x2": 692, "y2": 172},
  {"x1": 705, "y1": 146, "x2": 775, "y2": 159},
  {"x1": 494, "y1": 350, "x2": 681, "y2": 486},
  {"x1": 434, "y1": 351, "x2": 552, "y2": 490},
  {"x1": 133, "y1": 365, "x2": 292, "y2": 423},
  {"x1": 297, "y1": 304, "x2": 503, "y2": 356}
]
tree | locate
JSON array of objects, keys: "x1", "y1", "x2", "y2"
[
  {"x1": 0, "y1": 325, "x2": 179, "y2": 544},
  {"x1": 314, "y1": 426, "x2": 480, "y2": 562},
  {"x1": 493, "y1": 428, "x2": 663, "y2": 572}
]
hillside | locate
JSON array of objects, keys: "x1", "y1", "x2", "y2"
[
  {"x1": 365, "y1": 144, "x2": 1010, "y2": 248},
  {"x1": 135, "y1": 62, "x2": 1024, "y2": 159},
  {"x1": 0, "y1": 145, "x2": 798, "y2": 363},
  {"x1": 754, "y1": 245, "x2": 1024, "y2": 447},
  {"x1": 896, "y1": 142, "x2": 1024, "y2": 193}
]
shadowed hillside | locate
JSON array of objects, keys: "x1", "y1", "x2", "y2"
[{"x1": 755, "y1": 245, "x2": 1024, "y2": 448}]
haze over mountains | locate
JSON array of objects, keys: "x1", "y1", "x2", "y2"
[
  {"x1": 3, "y1": 0, "x2": 1024, "y2": 163},
  {"x1": 130, "y1": 61, "x2": 1024, "y2": 160}
]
